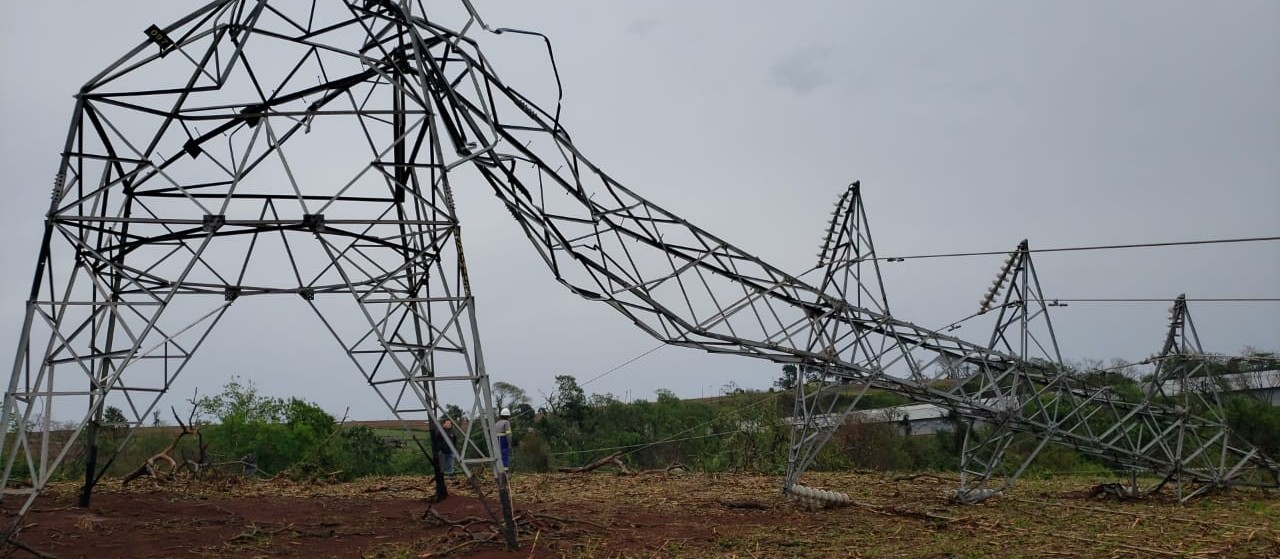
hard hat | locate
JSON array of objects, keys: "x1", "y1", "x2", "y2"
[{"x1": 500, "y1": 407, "x2": 511, "y2": 417}]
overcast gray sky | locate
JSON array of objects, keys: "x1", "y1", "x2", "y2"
[{"x1": 1, "y1": 1, "x2": 1277, "y2": 420}]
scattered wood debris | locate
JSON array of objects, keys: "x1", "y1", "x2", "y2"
[{"x1": 121, "y1": 407, "x2": 207, "y2": 486}]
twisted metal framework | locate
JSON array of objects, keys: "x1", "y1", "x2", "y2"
[
  {"x1": 788, "y1": 206, "x2": 1082, "y2": 502},
  {"x1": 4, "y1": 0, "x2": 1277, "y2": 542},
  {"x1": 783, "y1": 192, "x2": 1275, "y2": 502},
  {"x1": 470, "y1": 62, "x2": 1280, "y2": 501},
  {"x1": 2, "y1": 0, "x2": 518, "y2": 542}
]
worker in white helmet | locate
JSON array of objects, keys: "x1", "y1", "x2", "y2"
[{"x1": 495, "y1": 408, "x2": 513, "y2": 469}]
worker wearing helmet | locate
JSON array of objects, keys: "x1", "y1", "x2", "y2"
[{"x1": 495, "y1": 408, "x2": 513, "y2": 469}]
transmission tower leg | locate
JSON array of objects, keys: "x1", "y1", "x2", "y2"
[
  {"x1": 954, "y1": 420, "x2": 1018, "y2": 503},
  {"x1": 2, "y1": 237, "x2": 233, "y2": 537},
  {"x1": 496, "y1": 472, "x2": 517, "y2": 547},
  {"x1": 463, "y1": 301, "x2": 517, "y2": 547},
  {"x1": 785, "y1": 369, "x2": 869, "y2": 505},
  {"x1": 308, "y1": 259, "x2": 516, "y2": 540},
  {"x1": 78, "y1": 415, "x2": 102, "y2": 508}
]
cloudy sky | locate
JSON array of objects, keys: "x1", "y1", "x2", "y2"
[{"x1": 1, "y1": 1, "x2": 1277, "y2": 420}]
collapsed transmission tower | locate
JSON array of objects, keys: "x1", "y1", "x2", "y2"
[
  {"x1": 3, "y1": 0, "x2": 1277, "y2": 546},
  {"x1": 1, "y1": 0, "x2": 517, "y2": 544},
  {"x1": 776, "y1": 192, "x2": 1275, "y2": 504},
  {"x1": 430, "y1": 23, "x2": 1280, "y2": 503}
]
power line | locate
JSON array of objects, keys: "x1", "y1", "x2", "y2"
[
  {"x1": 579, "y1": 344, "x2": 665, "y2": 388},
  {"x1": 550, "y1": 429, "x2": 739, "y2": 456},
  {"x1": 874, "y1": 235, "x2": 1280, "y2": 262}
]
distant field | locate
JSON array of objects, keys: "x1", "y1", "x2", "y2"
[{"x1": 348, "y1": 419, "x2": 430, "y2": 432}]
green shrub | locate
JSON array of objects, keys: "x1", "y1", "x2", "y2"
[
  {"x1": 513, "y1": 430, "x2": 553, "y2": 473},
  {"x1": 336, "y1": 426, "x2": 393, "y2": 478},
  {"x1": 1224, "y1": 396, "x2": 1280, "y2": 460},
  {"x1": 387, "y1": 447, "x2": 433, "y2": 476}
]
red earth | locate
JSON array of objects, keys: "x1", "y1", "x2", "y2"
[
  {"x1": 2, "y1": 474, "x2": 789, "y2": 558},
  {"x1": 4, "y1": 472, "x2": 1278, "y2": 558}
]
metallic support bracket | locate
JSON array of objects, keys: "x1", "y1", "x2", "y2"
[
  {"x1": 202, "y1": 215, "x2": 225, "y2": 232},
  {"x1": 302, "y1": 214, "x2": 325, "y2": 232}
]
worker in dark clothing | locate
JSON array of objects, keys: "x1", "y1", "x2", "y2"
[{"x1": 430, "y1": 418, "x2": 458, "y2": 475}]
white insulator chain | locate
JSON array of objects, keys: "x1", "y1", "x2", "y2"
[
  {"x1": 978, "y1": 240, "x2": 1025, "y2": 312},
  {"x1": 786, "y1": 483, "x2": 852, "y2": 508}
]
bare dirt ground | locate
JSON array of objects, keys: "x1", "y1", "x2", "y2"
[{"x1": 4, "y1": 471, "x2": 1278, "y2": 558}]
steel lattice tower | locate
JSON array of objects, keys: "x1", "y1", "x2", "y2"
[{"x1": 2, "y1": 0, "x2": 515, "y2": 543}]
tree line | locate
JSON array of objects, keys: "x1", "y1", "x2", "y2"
[{"x1": 14, "y1": 350, "x2": 1277, "y2": 483}]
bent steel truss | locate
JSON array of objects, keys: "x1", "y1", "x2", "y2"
[{"x1": 3, "y1": 0, "x2": 1277, "y2": 544}]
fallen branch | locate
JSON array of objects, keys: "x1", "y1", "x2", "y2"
[
  {"x1": 122, "y1": 407, "x2": 201, "y2": 486},
  {"x1": 307, "y1": 470, "x2": 345, "y2": 484},
  {"x1": 422, "y1": 507, "x2": 489, "y2": 527},
  {"x1": 892, "y1": 473, "x2": 954, "y2": 483},
  {"x1": 556, "y1": 451, "x2": 628, "y2": 474}
]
